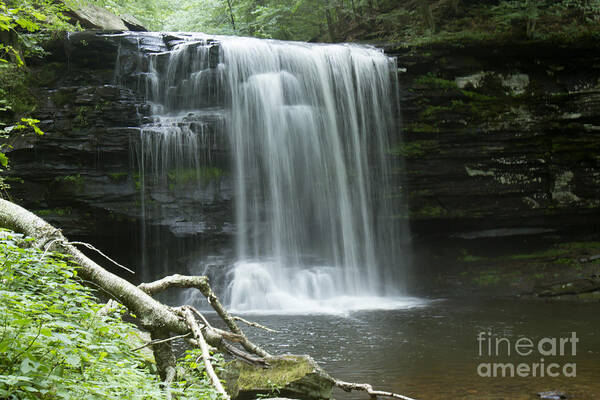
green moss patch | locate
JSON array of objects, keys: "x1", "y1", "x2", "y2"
[
  {"x1": 234, "y1": 355, "x2": 314, "y2": 391},
  {"x1": 389, "y1": 140, "x2": 439, "y2": 158}
]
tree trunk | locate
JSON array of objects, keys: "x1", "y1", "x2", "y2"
[{"x1": 226, "y1": 0, "x2": 236, "y2": 31}]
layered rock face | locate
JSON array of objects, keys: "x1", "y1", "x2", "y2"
[
  {"x1": 7, "y1": 32, "x2": 234, "y2": 279},
  {"x1": 388, "y1": 42, "x2": 600, "y2": 242},
  {"x1": 4, "y1": 33, "x2": 600, "y2": 280}
]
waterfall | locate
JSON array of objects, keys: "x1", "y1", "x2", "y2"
[{"x1": 127, "y1": 33, "x2": 414, "y2": 313}]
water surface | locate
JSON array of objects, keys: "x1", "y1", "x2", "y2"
[{"x1": 226, "y1": 299, "x2": 600, "y2": 399}]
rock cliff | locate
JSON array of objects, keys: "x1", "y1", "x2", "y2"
[
  {"x1": 388, "y1": 40, "x2": 600, "y2": 242},
  {"x1": 3, "y1": 32, "x2": 600, "y2": 281}
]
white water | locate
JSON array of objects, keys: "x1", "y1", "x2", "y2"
[{"x1": 133, "y1": 34, "x2": 414, "y2": 313}]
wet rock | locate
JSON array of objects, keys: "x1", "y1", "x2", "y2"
[
  {"x1": 538, "y1": 391, "x2": 567, "y2": 400},
  {"x1": 390, "y1": 41, "x2": 600, "y2": 242},
  {"x1": 535, "y1": 276, "x2": 600, "y2": 297}
]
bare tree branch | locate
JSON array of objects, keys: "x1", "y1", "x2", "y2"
[
  {"x1": 233, "y1": 316, "x2": 279, "y2": 333},
  {"x1": 334, "y1": 379, "x2": 418, "y2": 400},
  {"x1": 180, "y1": 306, "x2": 230, "y2": 400},
  {"x1": 139, "y1": 273, "x2": 270, "y2": 358},
  {"x1": 133, "y1": 333, "x2": 192, "y2": 351}
]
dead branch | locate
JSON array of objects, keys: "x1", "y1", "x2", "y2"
[
  {"x1": 133, "y1": 333, "x2": 192, "y2": 352},
  {"x1": 233, "y1": 316, "x2": 279, "y2": 333},
  {"x1": 180, "y1": 306, "x2": 230, "y2": 400},
  {"x1": 67, "y1": 241, "x2": 135, "y2": 274},
  {"x1": 138, "y1": 274, "x2": 208, "y2": 296},
  {"x1": 139, "y1": 273, "x2": 270, "y2": 358},
  {"x1": 334, "y1": 379, "x2": 418, "y2": 400}
]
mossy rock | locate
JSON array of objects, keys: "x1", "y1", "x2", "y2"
[{"x1": 224, "y1": 355, "x2": 333, "y2": 400}]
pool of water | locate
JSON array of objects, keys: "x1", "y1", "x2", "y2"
[{"x1": 221, "y1": 298, "x2": 600, "y2": 399}]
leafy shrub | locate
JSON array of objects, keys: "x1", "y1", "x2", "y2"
[{"x1": 0, "y1": 230, "x2": 221, "y2": 399}]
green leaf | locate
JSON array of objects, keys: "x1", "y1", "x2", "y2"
[
  {"x1": 64, "y1": 352, "x2": 81, "y2": 368},
  {"x1": 0, "y1": 152, "x2": 8, "y2": 167},
  {"x1": 14, "y1": 17, "x2": 38, "y2": 32},
  {"x1": 20, "y1": 357, "x2": 37, "y2": 374},
  {"x1": 31, "y1": 11, "x2": 47, "y2": 21}
]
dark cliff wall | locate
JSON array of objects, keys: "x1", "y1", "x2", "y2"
[
  {"x1": 389, "y1": 41, "x2": 600, "y2": 242},
  {"x1": 3, "y1": 33, "x2": 600, "y2": 278},
  {"x1": 5, "y1": 32, "x2": 233, "y2": 280}
]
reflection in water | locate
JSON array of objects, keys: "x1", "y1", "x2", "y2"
[{"x1": 212, "y1": 299, "x2": 600, "y2": 399}]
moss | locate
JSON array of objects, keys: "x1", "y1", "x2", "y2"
[
  {"x1": 108, "y1": 172, "x2": 129, "y2": 182},
  {"x1": 459, "y1": 249, "x2": 485, "y2": 263},
  {"x1": 420, "y1": 96, "x2": 509, "y2": 123},
  {"x1": 132, "y1": 172, "x2": 142, "y2": 190},
  {"x1": 94, "y1": 100, "x2": 110, "y2": 112},
  {"x1": 461, "y1": 90, "x2": 498, "y2": 102},
  {"x1": 35, "y1": 207, "x2": 73, "y2": 217},
  {"x1": 234, "y1": 355, "x2": 314, "y2": 391},
  {"x1": 73, "y1": 106, "x2": 90, "y2": 127},
  {"x1": 404, "y1": 122, "x2": 439, "y2": 133},
  {"x1": 56, "y1": 174, "x2": 85, "y2": 187},
  {"x1": 413, "y1": 205, "x2": 446, "y2": 217},
  {"x1": 473, "y1": 272, "x2": 501, "y2": 287},
  {"x1": 389, "y1": 140, "x2": 439, "y2": 158},
  {"x1": 460, "y1": 242, "x2": 600, "y2": 265},
  {"x1": 409, "y1": 189, "x2": 433, "y2": 197},
  {"x1": 167, "y1": 166, "x2": 225, "y2": 188},
  {"x1": 415, "y1": 73, "x2": 458, "y2": 90}
]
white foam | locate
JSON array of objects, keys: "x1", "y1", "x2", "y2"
[{"x1": 225, "y1": 261, "x2": 427, "y2": 315}]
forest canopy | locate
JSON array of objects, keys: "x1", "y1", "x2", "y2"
[{"x1": 69, "y1": 0, "x2": 600, "y2": 43}]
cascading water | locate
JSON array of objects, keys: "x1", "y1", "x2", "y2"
[{"x1": 128, "y1": 33, "x2": 417, "y2": 313}]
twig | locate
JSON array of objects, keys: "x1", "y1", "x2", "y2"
[
  {"x1": 133, "y1": 332, "x2": 192, "y2": 351},
  {"x1": 139, "y1": 274, "x2": 270, "y2": 358},
  {"x1": 40, "y1": 238, "x2": 62, "y2": 260},
  {"x1": 233, "y1": 316, "x2": 278, "y2": 333},
  {"x1": 334, "y1": 379, "x2": 418, "y2": 400},
  {"x1": 188, "y1": 307, "x2": 212, "y2": 328},
  {"x1": 67, "y1": 241, "x2": 135, "y2": 274},
  {"x1": 180, "y1": 306, "x2": 230, "y2": 400}
]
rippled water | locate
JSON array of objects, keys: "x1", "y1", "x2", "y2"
[{"x1": 216, "y1": 299, "x2": 600, "y2": 399}]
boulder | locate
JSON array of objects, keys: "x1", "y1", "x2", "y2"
[{"x1": 64, "y1": 3, "x2": 146, "y2": 31}]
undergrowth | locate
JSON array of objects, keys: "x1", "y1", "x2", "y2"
[{"x1": 0, "y1": 230, "x2": 222, "y2": 399}]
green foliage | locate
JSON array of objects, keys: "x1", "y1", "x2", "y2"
[
  {"x1": 167, "y1": 166, "x2": 224, "y2": 190},
  {"x1": 415, "y1": 73, "x2": 458, "y2": 91},
  {"x1": 74, "y1": 0, "x2": 600, "y2": 43},
  {"x1": 160, "y1": 0, "x2": 329, "y2": 41},
  {"x1": 0, "y1": 230, "x2": 223, "y2": 399},
  {"x1": 73, "y1": 106, "x2": 90, "y2": 128},
  {"x1": 108, "y1": 171, "x2": 128, "y2": 182}
]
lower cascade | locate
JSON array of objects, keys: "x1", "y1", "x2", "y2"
[{"x1": 127, "y1": 33, "x2": 417, "y2": 313}]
